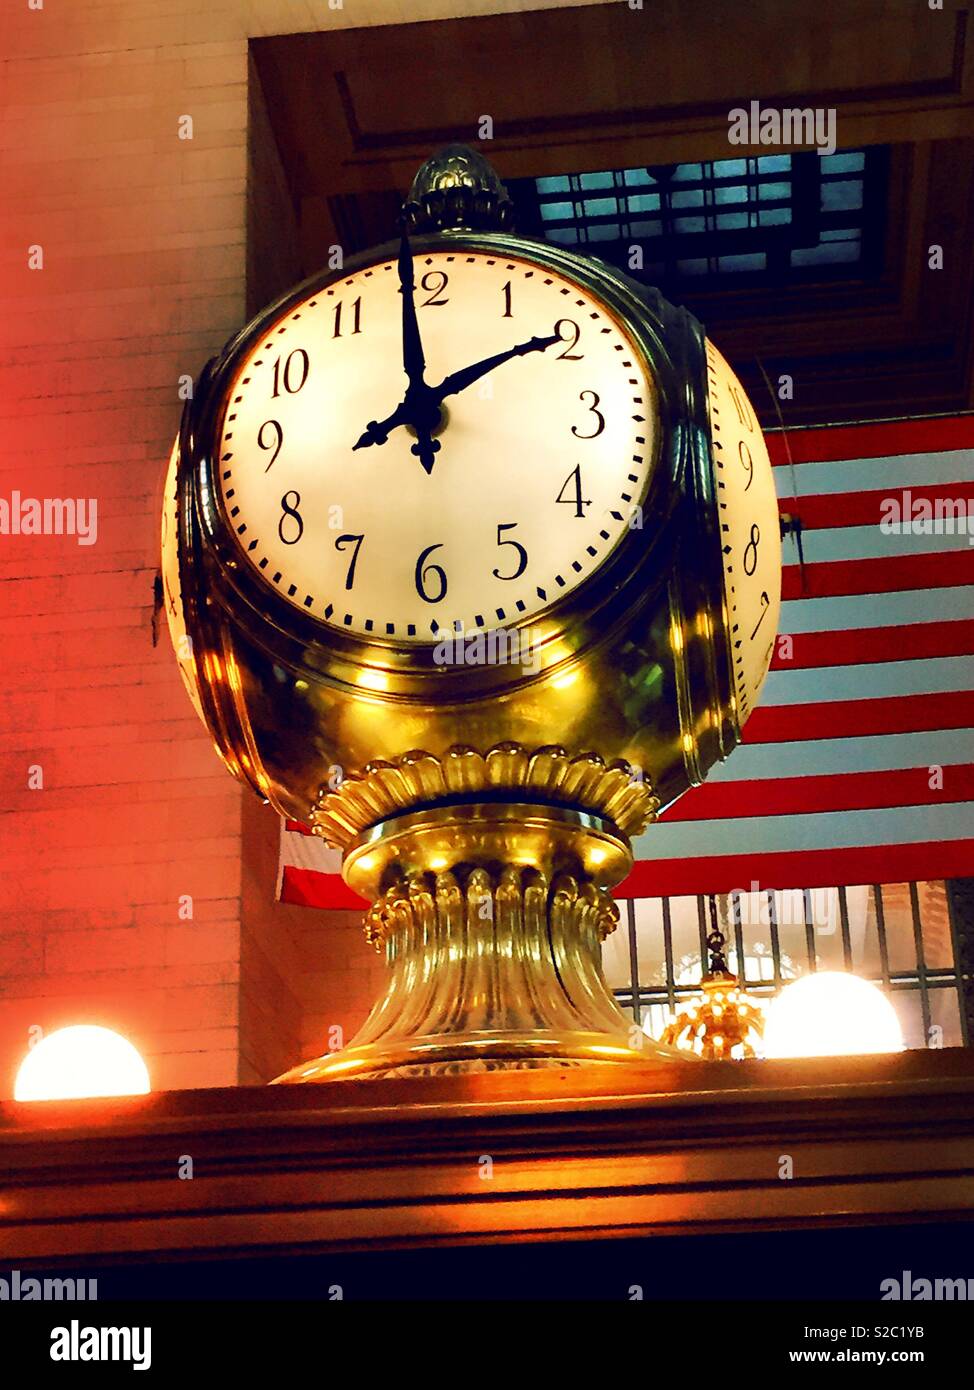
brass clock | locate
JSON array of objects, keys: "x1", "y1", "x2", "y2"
[{"x1": 164, "y1": 146, "x2": 781, "y2": 1080}]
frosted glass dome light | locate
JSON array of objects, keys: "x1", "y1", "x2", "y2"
[
  {"x1": 14, "y1": 1025, "x2": 150, "y2": 1101},
  {"x1": 763, "y1": 972, "x2": 904, "y2": 1059}
]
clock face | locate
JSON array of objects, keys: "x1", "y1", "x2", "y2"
[
  {"x1": 705, "y1": 341, "x2": 782, "y2": 724},
  {"x1": 161, "y1": 439, "x2": 205, "y2": 723},
  {"x1": 212, "y1": 250, "x2": 657, "y2": 644}
]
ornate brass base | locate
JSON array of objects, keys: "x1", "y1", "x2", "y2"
[{"x1": 274, "y1": 804, "x2": 687, "y2": 1082}]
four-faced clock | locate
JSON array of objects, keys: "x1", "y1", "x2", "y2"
[
  {"x1": 165, "y1": 146, "x2": 784, "y2": 1079},
  {"x1": 215, "y1": 243, "x2": 657, "y2": 642}
]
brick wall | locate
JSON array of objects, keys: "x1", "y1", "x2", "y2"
[
  {"x1": 0, "y1": 0, "x2": 582, "y2": 1095},
  {"x1": 0, "y1": 5, "x2": 252, "y2": 1095},
  {"x1": 239, "y1": 797, "x2": 387, "y2": 1083}
]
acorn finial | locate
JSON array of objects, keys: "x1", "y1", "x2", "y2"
[{"x1": 402, "y1": 144, "x2": 515, "y2": 233}]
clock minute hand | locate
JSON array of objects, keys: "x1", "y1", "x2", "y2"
[
  {"x1": 354, "y1": 233, "x2": 434, "y2": 454},
  {"x1": 430, "y1": 332, "x2": 561, "y2": 403},
  {"x1": 398, "y1": 232, "x2": 427, "y2": 389}
]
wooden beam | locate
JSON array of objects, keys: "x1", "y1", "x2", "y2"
[{"x1": 2, "y1": 1049, "x2": 973, "y2": 1264}]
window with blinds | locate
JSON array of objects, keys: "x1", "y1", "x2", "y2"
[{"x1": 506, "y1": 148, "x2": 886, "y2": 289}]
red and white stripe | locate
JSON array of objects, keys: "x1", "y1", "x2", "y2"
[
  {"x1": 625, "y1": 413, "x2": 974, "y2": 896},
  {"x1": 280, "y1": 414, "x2": 974, "y2": 909},
  {"x1": 278, "y1": 822, "x2": 355, "y2": 908}
]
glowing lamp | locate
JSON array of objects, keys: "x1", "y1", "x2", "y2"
[
  {"x1": 14, "y1": 1025, "x2": 150, "y2": 1101},
  {"x1": 656, "y1": 895, "x2": 766, "y2": 1060},
  {"x1": 657, "y1": 972, "x2": 765, "y2": 1060},
  {"x1": 762, "y1": 972, "x2": 904, "y2": 1059}
]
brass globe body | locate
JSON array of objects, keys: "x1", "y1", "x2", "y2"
[{"x1": 164, "y1": 212, "x2": 780, "y2": 1078}]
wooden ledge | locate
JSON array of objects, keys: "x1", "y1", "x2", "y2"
[{"x1": 2, "y1": 1050, "x2": 973, "y2": 1265}]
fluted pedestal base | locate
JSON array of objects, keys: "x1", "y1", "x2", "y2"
[{"x1": 274, "y1": 804, "x2": 686, "y2": 1082}]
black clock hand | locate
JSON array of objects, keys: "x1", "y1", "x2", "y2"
[
  {"x1": 352, "y1": 400, "x2": 436, "y2": 469},
  {"x1": 409, "y1": 429, "x2": 440, "y2": 476},
  {"x1": 352, "y1": 385, "x2": 441, "y2": 453},
  {"x1": 405, "y1": 332, "x2": 559, "y2": 470},
  {"x1": 354, "y1": 329, "x2": 559, "y2": 460},
  {"x1": 398, "y1": 232, "x2": 427, "y2": 389},
  {"x1": 353, "y1": 397, "x2": 413, "y2": 451},
  {"x1": 354, "y1": 233, "x2": 431, "y2": 451},
  {"x1": 399, "y1": 234, "x2": 441, "y2": 470},
  {"x1": 429, "y1": 332, "x2": 560, "y2": 403}
]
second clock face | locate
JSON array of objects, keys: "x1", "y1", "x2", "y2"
[
  {"x1": 213, "y1": 249, "x2": 657, "y2": 643},
  {"x1": 705, "y1": 340, "x2": 782, "y2": 724}
]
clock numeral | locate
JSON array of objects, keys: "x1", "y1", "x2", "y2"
[
  {"x1": 555, "y1": 464, "x2": 592, "y2": 518},
  {"x1": 271, "y1": 348, "x2": 309, "y2": 397},
  {"x1": 750, "y1": 590, "x2": 770, "y2": 640},
  {"x1": 419, "y1": 271, "x2": 449, "y2": 307},
  {"x1": 492, "y1": 522, "x2": 528, "y2": 581},
  {"x1": 259, "y1": 419, "x2": 283, "y2": 472},
  {"x1": 332, "y1": 296, "x2": 362, "y2": 338},
  {"x1": 738, "y1": 438, "x2": 754, "y2": 492},
  {"x1": 415, "y1": 542, "x2": 447, "y2": 604},
  {"x1": 743, "y1": 522, "x2": 760, "y2": 576},
  {"x1": 571, "y1": 389, "x2": 605, "y2": 440},
  {"x1": 728, "y1": 383, "x2": 755, "y2": 432},
  {"x1": 501, "y1": 280, "x2": 513, "y2": 318},
  {"x1": 278, "y1": 491, "x2": 303, "y2": 546},
  {"x1": 554, "y1": 318, "x2": 583, "y2": 360},
  {"x1": 335, "y1": 533, "x2": 364, "y2": 591}
]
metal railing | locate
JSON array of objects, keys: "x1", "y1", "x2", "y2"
[{"x1": 607, "y1": 881, "x2": 966, "y2": 1050}]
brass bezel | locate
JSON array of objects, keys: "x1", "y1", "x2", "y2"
[{"x1": 182, "y1": 231, "x2": 706, "y2": 703}]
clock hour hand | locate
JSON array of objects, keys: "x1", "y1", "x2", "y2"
[
  {"x1": 430, "y1": 332, "x2": 560, "y2": 403},
  {"x1": 353, "y1": 327, "x2": 559, "y2": 466}
]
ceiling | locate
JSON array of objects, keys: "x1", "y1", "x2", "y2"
[{"x1": 250, "y1": 0, "x2": 974, "y2": 426}]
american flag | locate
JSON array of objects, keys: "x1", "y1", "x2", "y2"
[{"x1": 279, "y1": 413, "x2": 974, "y2": 911}]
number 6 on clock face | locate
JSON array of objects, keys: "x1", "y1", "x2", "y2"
[{"x1": 214, "y1": 250, "x2": 658, "y2": 641}]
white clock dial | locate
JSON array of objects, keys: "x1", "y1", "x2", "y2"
[
  {"x1": 213, "y1": 250, "x2": 657, "y2": 643},
  {"x1": 705, "y1": 341, "x2": 782, "y2": 723}
]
